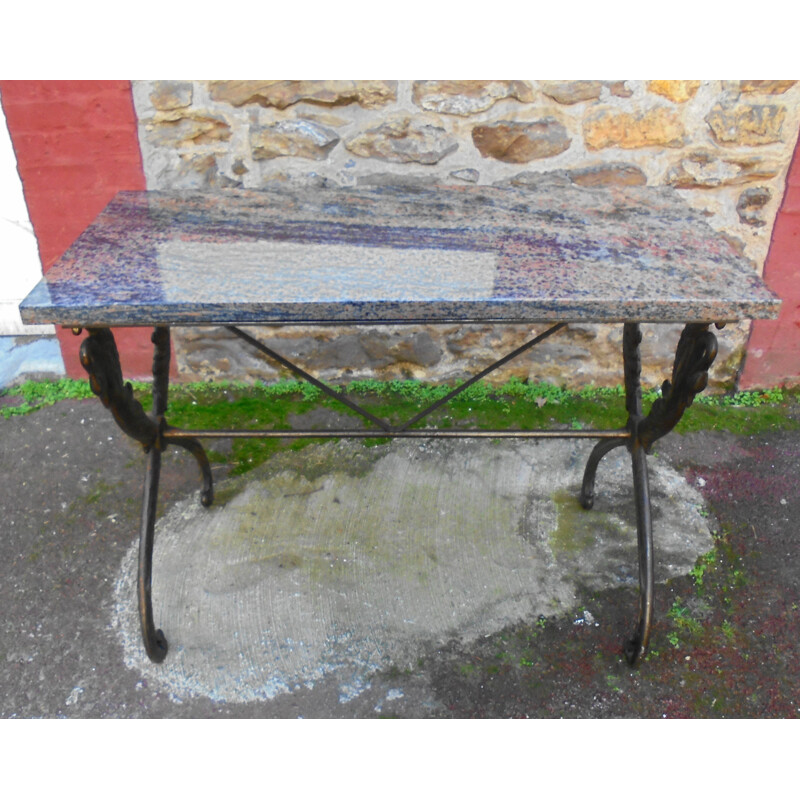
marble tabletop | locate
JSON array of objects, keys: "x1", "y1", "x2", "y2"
[{"x1": 19, "y1": 184, "x2": 780, "y2": 327}]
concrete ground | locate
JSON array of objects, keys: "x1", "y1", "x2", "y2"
[{"x1": 2, "y1": 386, "x2": 798, "y2": 718}]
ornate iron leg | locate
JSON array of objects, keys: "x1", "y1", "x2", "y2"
[
  {"x1": 136, "y1": 326, "x2": 171, "y2": 661},
  {"x1": 580, "y1": 322, "x2": 719, "y2": 666},
  {"x1": 625, "y1": 436, "x2": 654, "y2": 665},
  {"x1": 79, "y1": 327, "x2": 166, "y2": 659},
  {"x1": 637, "y1": 323, "x2": 719, "y2": 452},
  {"x1": 139, "y1": 443, "x2": 168, "y2": 661},
  {"x1": 620, "y1": 323, "x2": 653, "y2": 665},
  {"x1": 79, "y1": 328, "x2": 159, "y2": 450},
  {"x1": 79, "y1": 326, "x2": 214, "y2": 662}
]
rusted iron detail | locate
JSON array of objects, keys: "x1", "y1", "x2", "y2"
[
  {"x1": 637, "y1": 323, "x2": 718, "y2": 452},
  {"x1": 79, "y1": 328, "x2": 159, "y2": 451}
]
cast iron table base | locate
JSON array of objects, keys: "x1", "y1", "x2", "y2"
[{"x1": 77, "y1": 318, "x2": 719, "y2": 666}]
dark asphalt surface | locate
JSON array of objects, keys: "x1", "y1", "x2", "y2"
[{"x1": 1, "y1": 395, "x2": 799, "y2": 718}]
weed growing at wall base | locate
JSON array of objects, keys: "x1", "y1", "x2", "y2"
[{"x1": 2, "y1": 377, "x2": 798, "y2": 443}]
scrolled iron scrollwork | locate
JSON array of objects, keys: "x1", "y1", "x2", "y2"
[
  {"x1": 79, "y1": 328, "x2": 159, "y2": 451},
  {"x1": 636, "y1": 323, "x2": 719, "y2": 452},
  {"x1": 80, "y1": 327, "x2": 214, "y2": 507},
  {"x1": 623, "y1": 322, "x2": 644, "y2": 421}
]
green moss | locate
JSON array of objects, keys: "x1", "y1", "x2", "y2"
[
  {"x1": 0, "y1": 378, "x2": 94, "y2": 418},
  {"x1": 4, "y1": 377, "x2": 799, "y2": 455},
  {"x1": 209, "y1": 439, "x2": 389, "y2": 506},
  {"x1": 689, "y1": 549, "x2": 717, "y2": 592},
  {"x1": 667, "y1": 599, "x2": 704, "y2": 637},
  {"x1": 671, "y1": 402, "x2": 800, "y2": 436},
  {"x1": 549, "y1": 489, "x2": 625, "y2": 555}
]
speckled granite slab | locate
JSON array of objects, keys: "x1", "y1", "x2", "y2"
[{"x1": 19, "y1": 185, "x2": 780, "y2": 327}]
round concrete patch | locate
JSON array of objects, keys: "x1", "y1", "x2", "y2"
[{"x1": 112, "y1": 438, "x2": 712, "y2": 704}]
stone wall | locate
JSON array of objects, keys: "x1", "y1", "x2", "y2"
[{"x1": 131, "y1": 80, "x2": 800, "y2": 390}]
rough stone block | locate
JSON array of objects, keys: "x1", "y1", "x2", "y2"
[
  {"x1": 736, "y1": 186, "x2": 772, "y2": 227},
  {"x1": 149, "y1": 81, "x2": 193, "y2": 111},
  {"x1": 584, "y1": 107, "x2": 686, "y2": 150},
  {"x1": 170, "y1": 319, "x2": 746, "y2": 392},
  {"x1": 539, "y1": 81, "x2": 604, "y2": 104},
  {"x1": 666, "y1": 150, "x2": 781, "y2": 188},
  {"x1": 412, "y1": 80, "x2": 534, "y2": 115},
  {"x1": 345, "y1": 117, "x2": 458, "y2": 164},
  {"x1": 646, "y1": 80, "x2": 701, "y2": 103},
  {"x1": 173, "y1": 326, "x2": 447, "y2": 383},
  {"x1": 142, "y1": 111, "x2": 232, "y2": 148},
  {"x1": 207, "y1": 80, "x2": 397, "y2": 109},
  {"x1": 471, "y1": 119, "x2": 571, "y2": 163},
  {"x1": 450, "y1": 168, "x2": 479, "y2": 183},
  {"x1": 567, "y1": 163, "x2": 647, "y2": 187},
  {"x1": 250, "y1": 120, "x2": 340, "y2": 161},
  {"x1": 295, "y1": 110, "x2": 351, "y2": 128},
  {"x1": 495, "y1": 170, "x2": 572, "y2": 188},
  {"x1": 706, "y1": 103, "x2": 787, "y2": 146},
  {"x1": 737, "y1": 80, "x2": 797, "y2": 95},
  {"x1": 154, "y1": 153, "x2": 241, "y2": 190},
  {"x1": 606, "y1": 81, "x2": 633, "y2": 98}
]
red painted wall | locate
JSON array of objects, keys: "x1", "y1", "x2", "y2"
[
  {"x1": 740, "y1": 135, "x2": 800, "y2": 389},
  {"x1": 0, "y1": 80, "x2": 165, "y2": 380}
]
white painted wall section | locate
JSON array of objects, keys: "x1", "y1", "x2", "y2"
[{"x1": 0, "y1": 94, "x2": 55, "y2": 335}]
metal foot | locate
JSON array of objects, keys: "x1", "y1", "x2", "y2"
[
  {"x1": 169, "y1": 436, "x2": 214, "y2": 507},
  {"x1": 624, "y1": 440, "x2": 654, "y2": 667},
  {"x1": 579, "y1": 437, "x2": 626, "y2": 509}
]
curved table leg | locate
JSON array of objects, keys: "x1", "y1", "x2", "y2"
[
  {"x1": 579, "y1": 437, "x2": 627, "y2": 509},
  {"x1": 139, "y1": 444, "x2": 168, "y2": 662},
  {"x1": 80, "y1": 327, "x2": 166, "y2": 660},
  {"x1": 79, "y1": 325, "x2": 216, "y2": 662},
  {"x1": 169, "y1": 436, "x2": 214, "y2": 507},
  {"x1": 622, "y1": 322, "x2": 717, "y2": 664},
  {"x1": 624, "y1": 439, "x2": 654, "y2": 666},
  {"x1": 580, "y1": 323, "x2": 719, "y2": 665},
  {"x1": 580, "y1": 323, "x2": 642, "y2": 510}
]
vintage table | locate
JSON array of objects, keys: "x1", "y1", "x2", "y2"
[{"x1": 19, "y1": 183, "x2": 780, "y2": 667}]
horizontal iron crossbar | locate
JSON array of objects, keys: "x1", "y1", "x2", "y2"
[{"x1": 164, "y1": 428, "x2": 630, "y2": 440}]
